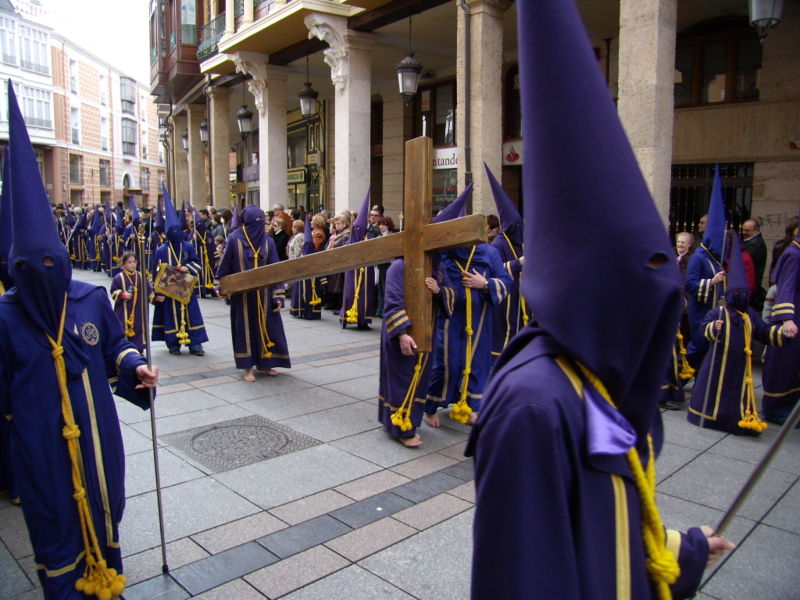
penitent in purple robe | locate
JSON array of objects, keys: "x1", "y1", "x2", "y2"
[
  {"x1": 340, "y1": 266, "x2": 376, "y2": 328},
  {"x1": 468, "y1": 328, "x2": 709, "y2": 599},
  {"x1": 378, "y1": 259, "x2": 452, "y2": 440},
  {"x1": 110, "y1": 269, "x2": 154, "y2": 353},
  {"x1": 490, "y1": 233, "x2": 525, "y2": 361},
  {"x1": 688, "y1": 304, "x2": 783, "y2": 433},
  {"x1": 216, "y1": 224, "x2": 291, "y2": 371},
  {"x1": 762, "y1": 239, "x2": 800, "y2": 423}
]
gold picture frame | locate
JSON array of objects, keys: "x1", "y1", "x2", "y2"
[{"x1": 153, "y1": 263, "x2": 198, "y2": 304}]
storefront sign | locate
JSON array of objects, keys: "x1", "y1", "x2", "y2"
[
  {"x1": 287, "y1": 168, "x2": 305, "y2": 183},
  {"x1": 502, "y1": 141, "x2": 523, "y2": 165},
  {"x1": 433, "y1": 148, "x2": 458, "y2": 170}
]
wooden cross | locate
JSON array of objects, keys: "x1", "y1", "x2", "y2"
[{"x1": 218, "y1": 137, "x2": 487, "y2": 352}]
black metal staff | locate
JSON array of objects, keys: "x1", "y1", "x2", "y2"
[{"x1": 137, "y1": 227, "x2": 169, "y2": 573}]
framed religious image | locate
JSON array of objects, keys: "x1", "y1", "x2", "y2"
[{"x1": 154, "y1": 263, "x2": 197, "y2": 304}]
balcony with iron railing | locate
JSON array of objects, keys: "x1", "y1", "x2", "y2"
[{"x1": 197, "y1": 12, "x2": 225, "y2": 61}]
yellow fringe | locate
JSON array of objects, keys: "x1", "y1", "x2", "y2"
[
  {"x1": 46, "y1": 296, "x2": 126, "y2": 600},
  {"x1": 675, "y1": 329, "x2": 695, "y2": 381},
  {"x1": 450, "y1": 247, "x2": 477, "y2": 424},
  {"x1": 737, "y1": 311, "x2": 768, "y2": 433},
  {"x1": 345, "y1": 268, "x2": 365, "y2": 323},
  {"x1": 390, "y1": 352, "x2": 425, "y2": 431},
  {"x1": 576, "y1": 363, "x2": 680, "y2": 600}
]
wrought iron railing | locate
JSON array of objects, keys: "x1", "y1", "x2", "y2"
[{"x1": 197, "y1": 13, "x2": 225, "y2": 61}]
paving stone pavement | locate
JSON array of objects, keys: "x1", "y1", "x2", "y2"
[{"x1": 1, "y1": 269, "x2": 798, "y2": 599}]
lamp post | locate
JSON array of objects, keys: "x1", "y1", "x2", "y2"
[
  {"x1": 396, "y1": 15, "x2": 422, "y2": 104},
  {"x1": 749, "y1": 0, "x2": 784, "y2": 41},
  {"x1": 298, "y1": 56, "x2": 319, "y2": 119}
]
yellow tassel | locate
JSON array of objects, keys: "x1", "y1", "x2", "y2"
[
  {"x1": 737, "y1": 312, "x2": 768, "y2": 434},
  {"x1": 675, "y1": 329, "x2": 695, "y2": 380},
  {"x1": 450, "y1": 247, "x2": 478, "y2": 424},
  {"x1": 391, "y1": 355, "x2": 424, "y2": 431},
  {"x1": 346, "y1": 268, "x2": 365, "y2": 324}
]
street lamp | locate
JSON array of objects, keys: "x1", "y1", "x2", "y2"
[
  {"x1": 236, "y1": 81, "x2": 254, "y2": 139},
  {"x1": 298, "y1": 56, "x2": 319, "y2": 119},
  {"x1": 749, "y1": 0, "x2": 784, "y2": 41},
  {"x1": 396, "y1": 15, "x2": 422, "y2": 104},
  {"x1": 199, "y1": 118, "x2": 209, "y2": 145}
]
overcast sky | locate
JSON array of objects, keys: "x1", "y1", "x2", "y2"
[{"x1": 49, "y1": 0, "x2": 151, "y2": 84}]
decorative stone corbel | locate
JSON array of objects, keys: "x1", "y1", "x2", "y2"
[
  {"x1": 233, "y1": 51, "x2": 269, "y2": 115},
  {"x1": 305, "y1": 13, "x2": 349, "y2": 93}
]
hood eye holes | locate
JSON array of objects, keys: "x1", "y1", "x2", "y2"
[
  {"x1": 15, "y1": 259, "x2": 27, "y2": 269},
  {"x1": 42, "y1": 256, "x2": 55, "y2": 266},
  {"x1": 645, "y1": 252, "x2": 668, "y2": 270}
]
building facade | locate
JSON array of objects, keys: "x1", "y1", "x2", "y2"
[
  {"x1": 0, "y1": 0, "x2": 165, "y2": 209},
  {"x1": 151, "y1": 0, "x2": 799, "y2": 280}
]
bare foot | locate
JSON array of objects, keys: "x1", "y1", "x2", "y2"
[
  {"x1": 243, "y1": 369, "x2": 256, "y2": 382},
  {"x1": 467, "y1": 411, "x2": 479, "y2": 426},
  {"x1": 398, "y1": 434, "x2": 422, "y2": 448},
  {"x1": 424, "y1": 413, "x2": 440, "y2": 428},
  {"x1": 257, "y1": 368, "x2": 278, "y2": 377}
]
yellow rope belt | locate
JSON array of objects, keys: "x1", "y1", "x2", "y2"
[
  {"x1": 391, "y1": 352, "x2": 426, "y2": 431},
  {"x1": 346, "y1": 268, "x2": 365, "y2": 323},
  {"x1": 738, "y1": 311, "x2": 768, "y2": 432},
  {"x1": 46, "y1": 296, "x2": 126, "y2": 600},
  {"x1": 451, "y1": 247, "x2": 477, "y2": 424},
  {"x1": 576, "y1": 362, "x2": 680, "y2": 600},
  {"x1": 503, "y1": 232, "x2": 529, "y2": 326},
  {"x1": 242, "y1": 229, "x2": 275, "y2": 357},
  {"x1": 675, "y1": 328, "x2": 695, "y2": 380},
  {"x1": 123, "y1": 273, "x2": 137, "y2": 339}
]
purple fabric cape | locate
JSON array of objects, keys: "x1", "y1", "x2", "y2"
[{"x1": 110, "y1": 269, "x2": 154, "y2": 353}]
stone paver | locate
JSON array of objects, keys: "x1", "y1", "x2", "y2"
[
  {"x1": 324, "y1": 517, "x2": 416, "y2": 562},
  {"x1": 393, "y1": 493, "x2": 473, "y2": 531},
  {"x1": 245, "y1": 545, "x2": 350, "y2": 598},
  {"x1": 191, "y1": 512, "x2": 289, "y2": 555},
  {"x1": 124, "y1": 537, "x2": 210, "y2": 586},
  {"x1": 191, "y1": 579, "x2": 267, "y2": 599},
  {"x1": 269, "y1": 490, "x2": 355, "y2": 526},
  {"x1": 170, "y1": 542, "x2": 278, "y2": 595},
  {"x1": 334, "y1": 470, "x2": 412, "y2": 501}
]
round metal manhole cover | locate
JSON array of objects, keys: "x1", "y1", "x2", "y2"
[{"x1": 191, "y1": 424, "x2": 289, "y2": 462}]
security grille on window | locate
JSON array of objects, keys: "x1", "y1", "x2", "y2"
[
  {"x1": 69, "y1": 155, "x2": 82, "y2": 185},
  {"x1": 669, "y1": 162, "x2": 754, "y2": 240},
  {"x1": 122, "y1": 118, "x2": 137, "y2": 156},
  {"x1": 99, "y1": 160, "x2": 110, "y2": 187}
]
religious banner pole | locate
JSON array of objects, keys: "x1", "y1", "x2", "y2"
[
  {"x1": 138, "y1": 234, "x2": 169, "y2": 574},
  {"x1": 714, "y1": 399, "x2": 800, "y2": 537}
]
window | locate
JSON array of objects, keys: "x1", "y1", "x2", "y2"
[
  {"x1": 181, "y1": 0, "x2": 196, "y2": 45},
  {"x1": 120, "y1": 77, "x2": 136, "y2": 115},
  {"x1": 141, "y1": 130, "x2": 148, "y2": 159},
  {"x1": 69, "y1": 59, "x2": 78, "y2": 94},
  {"x1": 34, "y1": 149, "x2": 45, "y2": 182},
  {"x1": 99, "y1": 74, "x2": 107, "y2": 106},
  {"x1": 0, "y1": 16, "x2": 16, "y2": 65},
  {"x1": 101, "y1": 191, "x2": 111, "y2": 206},
  {"x1": 669, "y1": 162, "x2": 754, "y2": 240},
  {"x1": 19, "y1": 25, "x2": 49, "y2": 75},
  {"x1": 100, "y1": 117, "x2": 109, "y2": 151},
  {"x1": 70, "y1": 107, "x2": 80, "y2": 144},
  {"x1": 122, "y1": 118, "x2": 137, "y2": 156},
  {"x1": 69, "y1": 154, "x2": 83, "y2": 184},
  {"x1": 414, "y1": 80, "x2": 456, "y2": 147},
  {"x1": 674, "y1": 18, "x2": 761, "y2": 107},
  {"x1": 158, "y1": 170, "x2": 164, "y2": 187},
  {"x1": 504, "y1": 65, "x2": 521, "y2": 140},
  {"x1": 17, "y1": 84, "x2": 52, "y2": 129},
  {"x1": 99, "y1": 159, "x2": 110, "y2": 186},
  {"x1": 141, "y1": 167, "x2": 150, "y2": 189}
]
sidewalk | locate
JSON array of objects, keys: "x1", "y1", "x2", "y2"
[{"x1": 1, "y1": 268, "x2": 798, "y2": 599}]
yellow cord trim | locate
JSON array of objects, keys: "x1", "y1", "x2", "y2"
[
  {"x1": 346, "y1": 267, "x2": 365, "y2": 323},
  {"x1": 241, "y1": 228, "x2": 275, "y2": 357},
  {"x1": 576, "y1": 363, "x2": 680, "y2": 600},
  {"x1": 45, "y1": 295, "x2": 126, "y2": 600},
  {"x1": 390, "y1": 352, "x2": 426, "y2": 431},
  {"x1": 450, "y1": 247, "x2": 477, "y2": 424},
  {"x1": 675, "y1": 328, "x2": 695, "y2": 381},
  {"x1": 502, "y1": 233, "x2": 529, "y2": 326},
  {"x1": 737, "y1": 311, "x2": 768, "y2": 433},
  {"x1": 122, "y1": 272, "x2": 137, "y2": 339}
]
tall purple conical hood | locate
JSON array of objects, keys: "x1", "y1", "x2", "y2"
[
  {"x1": 127, "y1": 195, "x2": 140, "y2": 228},
  {"x1": 6, "y1": 80, "x2": 73, "y2": 339},
  {"x1": 90, "y1": 204, "x2": 104, "y2": 235},
  {"x1": 0, "y1": 152, "x2": 12, "y2": 289},
  {"x1": 161, "y1": 183, "x2": 182, "y2": 247},
  {"x1": 703, "y1": 165, "x2": 726, "y2": 258},
  {"x1": 302, "y1": 214, "x2": 315, "y2": 255},
  {"x1": 114, "y1": 204, "x2": 125, "y2": 235},
  {"x1": 154, "y1": 198, "x2": 165, "y2": 233},
  {"x1": 349, "y1": 189, "x2": 371, "y2": 244},
  {"x1": 103, "y1": 196, "x2": 113, "y2": 228},
  {"x1": 432, "y1": 183, "x2": 473, "y2": 224},
  {"x1": 484, "y1": 163, "x2": 522, "y2": 246},
  {"x1": 517, "y1": 0, "x2": 682, "y2": 444},
  {"x1": 179, "y1": 200, "x2": 188, "y2": 231},
  {"x1": 230, "y1": 205, "x2": 240, "y2": 232}
]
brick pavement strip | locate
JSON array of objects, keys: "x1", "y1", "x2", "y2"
[
  {"x1": 170, "y1": 541, "x2": 279, "y2": 595},
  {"x1": 245, "y1": 545, "x2": 350, "y2": 598},
  {"x1": 390, "y1": 452, "x2": 459, "y2": 479},
  {"x1": 392, "y1": 493, "x2": 473, "y2": 531},
  {"x1": 269, "y1": 489, "x2": 355, "y2": 526},
  {"x1": 191, "y1": 578, "x2": 267, "y2": 599},
  {"x1": 324, "y1": 517, "x2": 416, "y2": 562},
  {"x1": 334, "y1": 470, "x2": 412, "y2": 501},
  {"x1": 123, "y1": 538, "x2": 210, "y2": 586},
  {"x1": 447, "y1": 481, "x2": 476, "y2": 504},
  {"x1": 257, "y1": 515, "x2": 352, "y2": 559},
  {"x1": 191, "y1": 512, "x2": 289, "y2": 555}
]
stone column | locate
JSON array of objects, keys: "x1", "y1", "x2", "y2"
[
  {"x1": 224, "y1": 0, "x2": 235, "y2": 37},
  {"x1": 173, "y1": 114, "x2": 189, "y2": 206},
  {"x1": 234, "y1": 52, "x2": 289, "y2": 211},
  {"x1": 243, "y1": 0, "x2": 253, "y2": 24},
  {"x1": 306, "y1": 13, "x2": 374, "y2": 213},
  {"x1": 207, "y1": 86, "x2": 231, "y2": 207},
  {"x1": 456, "y1": 0, "x2": 510, "y2": 214},
  {"x1": 187, "y1": 104, "x2": 207, "y2": 206},
  {"x1": 617, "y1": 0, "x2": 677, "y2": 222}
]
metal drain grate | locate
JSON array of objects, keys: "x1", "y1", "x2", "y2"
[{"x1": 163, "y1": 415, "x2": 321, "y2": 473}]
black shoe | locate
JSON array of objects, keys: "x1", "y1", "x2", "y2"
[
  {"x1": 168, "y1": 348, "x2": 181, "y2": 355},
  {"x1": 190, "y1": 349, "x2": 205, "y2": 356},
  {"x1": 357, "y1": 324, "x2": 371, "y2": 331},
  {"x1": 659, "y1": 400, "x2": 682, "y2": 411}
]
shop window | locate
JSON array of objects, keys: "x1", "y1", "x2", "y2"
[
  {"x1": 413, "y1": 79, "x2": 456, "y2": 147},
  {"x1": 674, "y1": 17, "x2": 761, "y2": 107}
]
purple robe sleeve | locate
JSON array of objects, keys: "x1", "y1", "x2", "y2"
[
  {"x1": 383, "y1": 261, "x2": 410, "y2": 341},
  {"x1": 484, "y1": 245, "x2": 513, "y2": 306},
  {"x1": 668, "y1": 527, "x2": 710, "y2": 599},
  {"x1": 771, "y1": 252, "x2": 797, "y2": 323}
]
